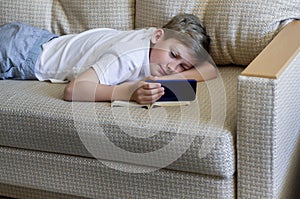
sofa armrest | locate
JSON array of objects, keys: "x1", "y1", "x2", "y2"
[
  {"x1": 241, "y1": 20, "x2": 300, "y2": 78},
  {"x1": 237, "y1": 20, "x2": 300, "y2": 199}
]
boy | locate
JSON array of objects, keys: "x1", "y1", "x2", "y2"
[{"x1": 0, "y1": 13, "x2": 216, "y2": 104}]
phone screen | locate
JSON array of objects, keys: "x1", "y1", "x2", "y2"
[{"x1": 148, "y1": 79, "x2": 197, "y2": 101}]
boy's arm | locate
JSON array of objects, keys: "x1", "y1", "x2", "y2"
[
  {"x1": 63, "y1": 68, "x2": 164, "y2": 104},
  {"x1": 158, "y1": 62, "x2": 217, "y2": 81},
  {"x1": 64, "y1": 68, "x2": 115, "y2": 102}
]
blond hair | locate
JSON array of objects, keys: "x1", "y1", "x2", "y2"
[{"x1": 162, "y1": 13, "x2": 210, "y2": 64}]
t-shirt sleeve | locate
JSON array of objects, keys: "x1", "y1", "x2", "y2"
[
  {"x1": 92, "y1": 38, "x2": 150, "y2": 85},
  {"x1": 92, "y1": 51, "x2": 137, "y2": 85}
]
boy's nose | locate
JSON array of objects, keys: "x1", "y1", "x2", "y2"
[{"x1": 167, "y1": 62, "x2": 179, "y2": 71}]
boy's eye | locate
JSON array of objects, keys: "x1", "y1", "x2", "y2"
[
  {"x1": 181, "y1": 64, "x2": 193, "y2": 71},
  {"x1": 180, "y1": 64, "x2": 188, "y2": 70},
  {"x1": 170, "y1": 51, "x2": 177, "y2": 58}
]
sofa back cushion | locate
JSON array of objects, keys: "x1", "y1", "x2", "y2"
[
  {"x1": 136, "y1": 0, "x2": 300, "y2": 65},
  {"x1": 0, "y1": 0, "x2": 135, "y2": 35}
]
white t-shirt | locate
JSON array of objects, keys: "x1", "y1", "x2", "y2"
[{"x1": 35, "y1": 28, "x2": 156, "y2": 85}]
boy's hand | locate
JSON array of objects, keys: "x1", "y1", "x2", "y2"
[
  {"x1": 130, "y1": 76, "x2": 165, "y2": 104},
  {"x1": 64, "y1": 68, "x2": 165, "y2": 104}
]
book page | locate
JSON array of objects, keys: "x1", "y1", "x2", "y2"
[{"x1": 111, "y1": 100, "x2": 190, "y2": 109}]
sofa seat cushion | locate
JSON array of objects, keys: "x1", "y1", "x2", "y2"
[
  {"x1": 0, "y1": 66, "x2": 243, "y2": 178},
  {"x1": 0, "y1": 146, "x2": 235, "y2": 198}
]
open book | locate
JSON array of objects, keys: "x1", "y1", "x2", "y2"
[{"x1": 111, "y1": 100, "x2": 191, "y2": 109}]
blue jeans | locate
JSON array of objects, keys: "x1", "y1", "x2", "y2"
[{"x1": 0, "y1": 22, "x2": 57, "y2": 79}]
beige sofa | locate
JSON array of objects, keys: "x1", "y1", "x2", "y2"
[{"x1": 0, "y1": 0, "x2": 299, "y2": 198}]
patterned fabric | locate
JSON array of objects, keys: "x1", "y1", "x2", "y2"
[
  {"x1": 0, "y1": 0, "x2": 135, "y2": 35},
  {"x1": 136, "y1": 0, "x2": 300, "y2": 65},
  {"x1": 0, "y1": 66, "x2": 242, "y2": 178},
  {"x1": 0, "y1": 147, "x2": 235, "y2": 198},
  {"x1": 237, "y1": 45, "x2": 300, "y2": 198}
]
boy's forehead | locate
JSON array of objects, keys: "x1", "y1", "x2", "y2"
[
  {"x1": 171, "y1": 38, "x2": 210, "y2": 66},
  {"x1": 172, "y1": 41, "x2": 198, "y2": 63}
]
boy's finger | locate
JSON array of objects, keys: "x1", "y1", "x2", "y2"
[
  {"x1": 142, "y1": 87, "x2": 164, "y2": 96},
  {"x1": 143, "y1": 82, "x2": 161, "y2": 89},
  {"x1": 139, "y1": 92, "x2": 164, "y2": 104}
]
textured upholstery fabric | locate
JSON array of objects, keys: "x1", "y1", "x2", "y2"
[
  {"x1": 0, "y1": 0, "x2": 135, "y2": 34},
  {"x1": 237, "y1": 42, "x2": 300, "y2": 198},
  {"x1": 0, "y1": 147, "x2": 235, "y2": 198},
  {"x1": 136, "y1": 0, "x2": 300, "y2": 65},
  {"x1": 0, "y1": 66, "x2": 243, "y2": 178},
  {"x1": 0, "y1": 183, "x2": 84, "y2": 199}
]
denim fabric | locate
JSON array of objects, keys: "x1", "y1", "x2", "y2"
[{"x1": 0, "y1": 22, "x2": 57, "y2": 80}]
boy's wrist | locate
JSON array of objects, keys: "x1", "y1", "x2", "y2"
[{"x1": 111, "y1": 82, "x2": 133, "y2": 101}]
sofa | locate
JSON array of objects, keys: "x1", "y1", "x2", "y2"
[{"x1": 0, "y1": 0, "x2": 299, "y2": 198}]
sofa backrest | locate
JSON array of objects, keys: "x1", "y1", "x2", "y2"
[
  {"x1": 0, "y1": 0, "x2": 135, "y2": 34},
  {"x1": 136, "y1": 0, "x2": 300, "y2": 65},
  {"x1": 1, "y1": 0, "x2": 299, "y2": 66}
]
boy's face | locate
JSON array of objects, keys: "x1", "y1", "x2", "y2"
[{"x1": 149, "y1": 30, "x2": 196, "y2": 77}]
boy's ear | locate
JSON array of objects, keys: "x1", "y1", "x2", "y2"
[{"x1": 151, "y1": 29, "x2": 164, "y2": 44}]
